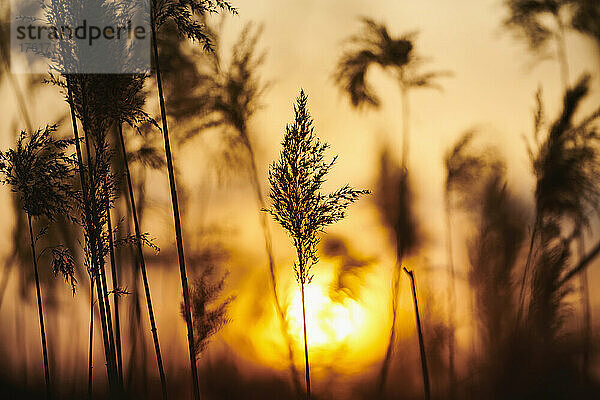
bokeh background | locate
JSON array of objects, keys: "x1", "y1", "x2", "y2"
[{"x1": 1, "y1": 0, "x2": 600, "y2": 399}]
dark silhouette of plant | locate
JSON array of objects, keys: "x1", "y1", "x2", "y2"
[
  {"x1": 335, "y1": 18, "x2": 448, "y2": 167},
  {"x1": 42, "y1": 0, "x2": 138, "y2": 391},
  {"x1": 503, "y1": 0, "x2": 571, "y2": 87},
  {"x1": 87, "y1": 273, "x2": 94, "y2": 400},
  {"x1": 336, "y1": 20, "x2": 446, "y2": 394},
  {"x1": 566, "y1": 0, "x2": 600, "y2": 375},
  {"x1": 99, "y1": 70, "x2": 162, "y2": 391},
  {"x1": 67, "y1": 71, "x2": 168, "y2": 396},
  {"x1": 442, "y1": 131, "x2": 491, "y2": 393},
  {"x1": 45, "y1": 0, "x2": 166, "y2": 388},
  {"x1": 182, "y1": 22, "x2": 303, "y2": 394},
  {"x1": 149, "y1": 3, "x2": 236, "y2": 398},
  {"x1": 265, "y1": 90, "x2": 368, "y2": 399},
  {"x1": 483, "y1": 79, "x2": 600, "y2": 398},
  {"x1": 373, "y1": 147, "x2": 421, "y2": 395},
  {"x1": 180, "y1": 266, "x2": 233, "y2": 358},
  {"x1": 466, "y1": 165, "x2": 528, "y2": 393},
  {"x1": 504, "y1": 3, "x2": 599, "y2": 373},
  {"x1": 517, "y1": 76, "x2": 600, "y2": 324},
  {"x1": 525, "y1": 76, "x2": 600, "y2": 332},
  {"x1": 403, "y1": 267, "x2": 431, "y2": 400},
  {"x1": 0, "y1": 125, "x2": 77, "y2": 399}
]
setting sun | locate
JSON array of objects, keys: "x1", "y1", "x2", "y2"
[
  {"x1": 288, "y1": 283, "x2": 366, "y2": 348},
  {"x1": 1, "y1": 0, "x2": 599, "y2": 399}
]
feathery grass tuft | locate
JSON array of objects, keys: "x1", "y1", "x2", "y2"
[
  {"x1": 266, "y1": 90, "x2": 369, "y2": 286},
  {"x1": 0, "y1": 125, "x2": 76, "y2": 220},
  {"x1": 266, "y1": 90, "x2": 368, "y2": 399},
  {"x1": 181, "y1": 266, "x2": 234, "y2": 358}
]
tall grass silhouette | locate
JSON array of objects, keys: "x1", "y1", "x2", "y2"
[
  {"x1": 0, "y1": 125, "x2": 77, "y2": 399},
  {"x1": 149, "y1": 2, "x2": 236, "y2": 397},
  {"x1": 185, "y1": 22, "x2": 304, "y2": 394},
  {"x1": 265, "y1": 90, "x2": 368, "y2": 399},
  {"x1": 443, "y1": 131, "x2": 488, "y2": 396},
  {"x1": 335, "y1": 19, "x2": 448, "y2": 393}
]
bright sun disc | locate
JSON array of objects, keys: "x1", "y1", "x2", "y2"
[{"x1": 288, "y1": 283, "x2": 365, "y2": 348}]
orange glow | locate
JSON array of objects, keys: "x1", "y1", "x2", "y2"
[
  {"x1": 224, "y1": 259, "x2": 415, "y2": 377},
  {"x1": 288, "y1": 283, "x2": 366, "y2": 349}
]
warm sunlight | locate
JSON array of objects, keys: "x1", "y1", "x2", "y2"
[
  {"x1": 288, "y1": 283, "x2": 366, "y2": 348},
  {"x1": 2, "y1": 0, "x2": 600, "y2": 398}
]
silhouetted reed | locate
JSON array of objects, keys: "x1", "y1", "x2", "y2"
[
  {"x1": 443, "y1": 131, "x2": 491, "y2": 395},
  {"x1": 149, "y1": 2, "x2": 236, "y2": 397},
  {"x1": 517, "y1": 76, "x2": 600, "y2": 327},
  {"x1": 335, "y1": 18, "x2": 448, "y2": 167},
  {"x1": 0, "y1": 125, "x2": 77, "y2": 399},
  {"x1": 403, "y1": 267, "x2": 431, "y2": 400},
  {"x1": 266, "y1": 90, "x2": 368, "y2": 399},
  {"x1": 183, "y1": 21, "x2": 304, "y2": 394},
  {"x1": 374, "y1": 147, "x2": 421, "y2": 395},
  {"x1": 181, "y1": 265, "x2": 233, "y2": 358},
  {"x1": 335, "y1": 20, "x2": 448, "y2": 394}
]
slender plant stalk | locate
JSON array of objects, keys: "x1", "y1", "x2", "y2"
[
  {"x1": 66, "y1": 77, "x2": 118, "y2": 393},
  {"x1": 243, "y1": 137, "x2": 302, "y2": 394},
  {"x1": 444, "y1": 193, "x2": 457, "y2": 398},
  {"x1": 404, "y1": 267, "x2": 431, "y2": 400},
  {"x1": 266, "y1": 91, "x2": 366, "y2": 400},
  {"x1": 106, "y1": 202, "x2": 123, "y2": 384},
  {"x1": 515, "y1": 222, "x2": 538, "y2": 326},
  {"x1": 552, "y1": 23, "x2": 594, "y2": 381},
  {"x1": 150, "y1": 14, "x2": 196, "y2": 400},
  {"x1": 80, "y1": 87, "x2": 119, "y2": 383},
  {"x1": 378, "y1": 84, "x2": 411, "y2": 395},
  {"x1": 516, "y1": 13, "x2": 570, "y2": 327},
  {"x1": 27, "y1": 214, "x2": 51, "y2": 400},
  {"x1": 116, "y1": 123, "x2": 168, "y2": 400},
  {"x1": 300, "y1": 283, "x2": 311, "y2": 400},
  {"x1": 88, "y1": 277, "x2": 94, "y2": 400},
  {"x1": 400, "y1": 85, "x2": 410, "y2": 169}
]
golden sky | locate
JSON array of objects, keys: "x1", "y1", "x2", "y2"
[{"x1": 1, "y1": 0, "x2": 600, "y2": 394}]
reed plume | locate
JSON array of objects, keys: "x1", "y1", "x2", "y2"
[
  {"x1": 265, "y1": 90, "x2": 368, "y2": 399},
  {"x1": 0, "y1": 125, "x2": 77, "y2": 399}
]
